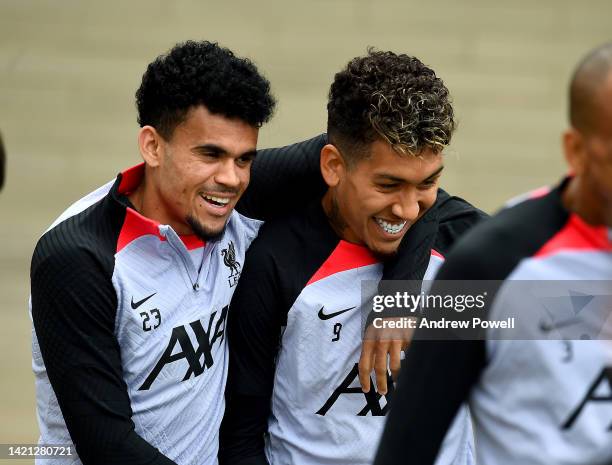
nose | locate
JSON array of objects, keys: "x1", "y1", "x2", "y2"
[
  {"x1": 391, "y1": 190, "x2": 420, "y2": 222},
  {"x1": 214, "y1": 159, "x2": 241, "y2": 189}
]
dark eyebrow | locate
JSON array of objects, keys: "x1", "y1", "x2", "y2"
[
  {"x1": 422, "y1": 165, "x2": 445, "y2": 183},
  {"x1": 239, "y1": 150, "x2": 258, "y2": 160},
  {"x1": 192, "y1": 144, "x2": 257, "y2": 160},
  {"x1": 375, "y1": 174, "x2": 405, "y2": 184},
  {"x1": 192, "y1": 144, "x2": 227, "y2": 155},
  {"x1": 375, "y1": 165, "x2": 445, "y2": 185}
]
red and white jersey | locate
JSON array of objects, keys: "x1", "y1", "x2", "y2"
[
  {"x1": 267, "y1": 240, "x2": 471, "y2": 465},
  {"x1": 222, "y1": 195, "x2": 486, "y2": 465},
  {"x1": 31, "y1": 164, "x2": 262, "y2": 464}
]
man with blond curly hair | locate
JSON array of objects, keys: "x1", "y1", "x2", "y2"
[{"x1": 219, "y1": 50, "x2": 484, "y2": 465}]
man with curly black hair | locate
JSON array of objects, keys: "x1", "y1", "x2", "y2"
[
  {"x1": 220, "y1": 50, "x2": 483, "y2": 465},
  {"x1": 29, "y1": 40, "x2": 329, "y2": 465}
]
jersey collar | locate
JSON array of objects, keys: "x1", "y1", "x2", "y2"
[{"x1": 111, "y1": 163, "x2": 206, "y2": 252}]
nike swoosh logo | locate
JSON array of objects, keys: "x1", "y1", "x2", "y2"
[
  {"x1": 318, "y1": 306, "x2": 356, "y2": 320},
  {"x1": 131, "y1": 293, "x2": 156, "y2": 310}
]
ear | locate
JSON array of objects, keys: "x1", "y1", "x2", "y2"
[
  {"x1": 320, "y1": 144, "x2": 346, "y2": 187},
  {"x1": 138, "y1": 126, "x2": 165, "y2": 168},
  {"x1": 562, "y1": 127, "x2": 586, "y2": 176}
]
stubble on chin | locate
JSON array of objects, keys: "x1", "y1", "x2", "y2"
[
  {"x1": 370, "y1": 243, "x2": 401, "y2": 262},
  {"x1": 186, "y1": 214, "x2": 226, "y2": 242}
]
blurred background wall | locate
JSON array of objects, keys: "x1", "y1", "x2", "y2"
[{"x1": 0, "y1": 0, "x2": 610, "y2": 451}]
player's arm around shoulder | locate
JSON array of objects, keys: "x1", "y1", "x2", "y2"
[
  {"x1": 236, "y1": 134, "x2": 327, "y2": 221},
  {"x1": 31, "y1": 231, "x2": 176, "y2": 465}
]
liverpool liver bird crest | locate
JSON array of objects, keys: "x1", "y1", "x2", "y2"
[{"x1": 221, "y1": 241, "x2": 241, "y2": 287}]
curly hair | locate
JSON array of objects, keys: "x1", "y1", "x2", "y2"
[
  {"x1": 136, "y1": 40, "x2": 275, "y2": 139},
  {"x1": 327, "y1": 49, "x2": 455, "y2": 163}
]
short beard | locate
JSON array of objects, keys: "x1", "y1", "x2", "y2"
[
  {"x1": 371, "y1": 246, "x2": 400, "y2": 262},
  {"x1": 186, "y1": 214, "x2": 226, "y2": 242}
]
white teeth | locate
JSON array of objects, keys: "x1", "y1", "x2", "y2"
[
  {"x1": 374, "y1": 218, "x2": 406, "y2": 235},
  {"x1": 203, "y1": 195, "x2": 230, "y2": 205}
]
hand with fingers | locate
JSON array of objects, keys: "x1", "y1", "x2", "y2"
[{"x1": 358, "y1": 317, "x2": 417, "y2": 395}]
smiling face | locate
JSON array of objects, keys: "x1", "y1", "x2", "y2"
[
  {"x1": 321, "y1": 139, "x2": 443, "y2": 257},
  {"x1": 134, "y1": 105, "x2": 258, "y2": 239}
]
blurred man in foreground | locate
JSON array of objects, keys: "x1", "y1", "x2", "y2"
[
  {"x1": 220, "y1": 50, "x2": 485, "y2": 465},
  {"x1": 374, "y1": 42, "x2": 612, "y2": 465}
]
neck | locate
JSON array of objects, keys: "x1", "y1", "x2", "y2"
[
  {"x1": 127, "y1": 175, "x2": 193, "y2": 235},
  {"x1": 321, "y1": 190, "x2": 349, "y2": 240},
  {"x1": 127, "y1": 181, "x2": 145, "y2": 214},
  {"x1": 561, "y1": 176, "x2": 610, "y2": 227}
]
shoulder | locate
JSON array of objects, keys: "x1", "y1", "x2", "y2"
[
  {"x1": 32, "y1": 198, "x2": 122, "y2": 287},
  {"x1": 243, "y1": 208, "x2": 315, "y2": 264},
  {"x1": 436, "y1": 186, "x2": 569, "y2": 280},
  {"x1": 230, "y1": 211, "x2": 264, "y2": 244},
  {"x1": 31, "y1": 205, "x2": 124, "y2": 341},
  {"x1": 45, "y1": 178, "x2": 115, "y2": 232},
  {"x1": 434, "y1": 189, "x2": 488, "y2": 255},
  {"x1": 436, "y1": 189, "x2": 488, "y2": 223},
  {"x1": 239, "y1": 204, "x2": 339, "y2": 291},
  {"x1": 237, "y1": 135, "x2": 328, "y2": 221}
]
